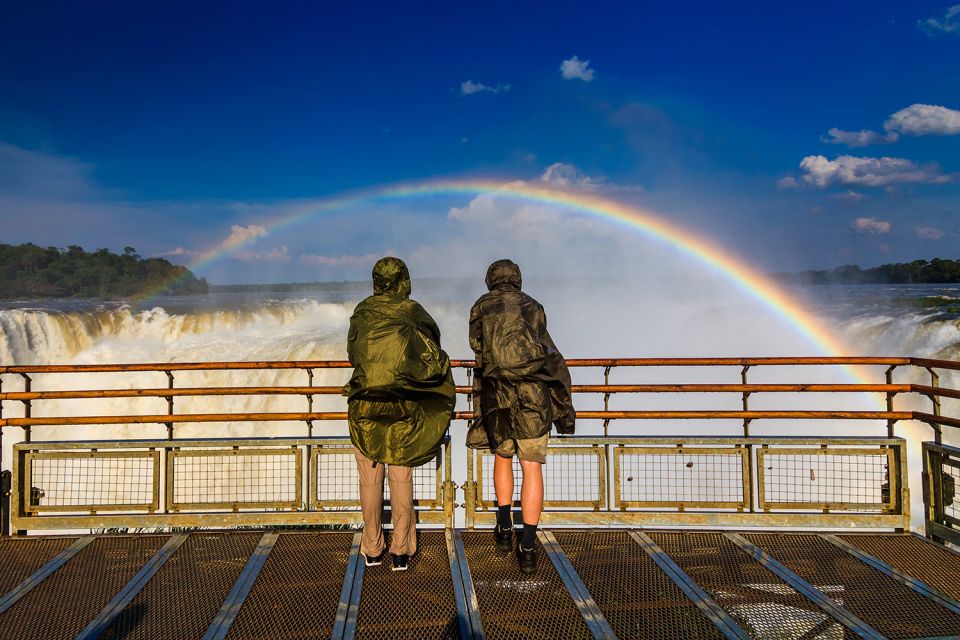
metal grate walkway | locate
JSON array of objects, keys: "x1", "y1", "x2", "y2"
[{"x1": 0, "y1": 529, "x2": 959, "y2": 639}]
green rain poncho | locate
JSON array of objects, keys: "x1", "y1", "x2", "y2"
[{"x1": 344, "y1": 257, "x2": 456, "y2": 467}]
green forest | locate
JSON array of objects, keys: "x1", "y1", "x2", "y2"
[
  {"x1": 778, "y1": 258, "x2": 960, "y2": 284},
  {"x1": 0, "y1": 243, "x2": 208, "y2": 299}
]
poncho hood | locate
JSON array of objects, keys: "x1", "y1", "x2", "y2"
[
  {"x1": 372, "y1": 256, "x2": 412, "y2": 297},
  {"x1": 485, "y1": 259, "x2": 521, "y2": 291}
]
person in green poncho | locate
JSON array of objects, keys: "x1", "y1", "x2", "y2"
[{"x1": 344, "y1": 257, "x2": 456, "y2": 571}]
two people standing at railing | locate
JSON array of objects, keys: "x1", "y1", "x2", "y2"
[{"x1": 345, "y1": 256, "x2": 574, "y2": 575}]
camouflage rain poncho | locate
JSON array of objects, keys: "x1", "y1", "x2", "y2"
[
  {"x1": 467, "y1": 259, "x2": 575, "y2": 450},
  {"x1": 344, "y1": 257, "x2": 456, "y2": 467}
]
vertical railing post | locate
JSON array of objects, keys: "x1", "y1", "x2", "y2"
[
  {"x1": 602, "y1": 365, "x2": 612, "y2": 510},
  {"x1": 741, "y1": 365, "x2": 755, "y2": 511},
  {"x1": 741, "y1": 366, "x2": 751, "y2": 437},
  {"x1": 466, "y1": 368, "x2": 473, "y2": 412},
  {"x1": 464, "y1": 449, "x2": 476, "y2": 529},
  {"x1": 165, "y1": 371, "x2": 175, "y2": 440},
  {"x1": 922, "y1": 444, "x2": 938, "y2": 541},
  {"x1": 443, "y1": 440, "x2": 455, "y2": 529},
  {"x1": 602, "y1": 366, "x2": 612, "y2": 437},
  {"x1": 19, "y1": 374, "x2": 31, "y2": 443},
  {"x1": 926, "y1": 367, "x2": 942, "y2": 445},
  {"x1": 305, "y1": 368, "x2": 315, "y2": 438},
  {"x1": 884, "y1": 365, "x2": 898, "y2": 437}
]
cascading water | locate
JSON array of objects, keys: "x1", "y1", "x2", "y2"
[{"x1": 1, "y1": 282, "x2": 958, "y2": 530}]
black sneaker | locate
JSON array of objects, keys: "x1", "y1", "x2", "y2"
[
  {"x1": 364, "y1": 549, "x2": 387, "y2": 567},
  {"x1": 391, "y1": 553, "x2": 409, "y2": 571},
  {"x1": 494, "y1": 524, "x2": 514, "y2": 552},
  {"x1": 517, "y1": 543, "x2": 537, "y2": 575}
]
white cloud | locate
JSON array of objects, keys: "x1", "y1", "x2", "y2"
[
  {"x1": 821, "y1": 128, "x2": 897, "y2": 147},
  {"x1": 850, "y1": 217, "x2": 891, "y2": 234},
  {"x1": 222, "y1": 224, "x2": 268, "y2": 250},
  {"x1": 234, "y1": 245, "x2": 290, "y2": 263},
  {"x1": 916, "y1": 226, "x2": 945, "y2": 240},
  {"x1": 560, "y1": 56, "x2": 594, "y2": 81},
  {"x1": 540, "y1": 162, "x2": 599, "y2": 189},
  {"x1": 160, "y1": 224, "x2": 270, "y2": 264},
  {"x1": 885, "y1": 104, "x2": 960, "y2": 136},
  {"x1": 831, "y1": 190, "x2": 868, "y2": 203},
  {"x1": 798, "y1": 155, "x2": 954, "y2": 187},
  {"x1": 776, "y1": 176, "x2": 799, "y2": 189},
  {"x1": 460, "y1": 80, "x2": 511, "y2": 96},
  {"x1": 299, "y1": 252, "x2": 385, "y2": 268},
  {"x1": 822, "y1": 104, "x2": 960, "y2": 147},
  {"x1": 919, "y1": 4, "x2": 960, "y2": 34}
]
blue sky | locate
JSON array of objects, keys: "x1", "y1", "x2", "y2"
[{"x1": 1, "y1": 1, "x2": 958, "y2": 284}]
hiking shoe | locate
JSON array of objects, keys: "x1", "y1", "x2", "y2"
[
  {"x1": 517, "y1": 543, "x2": 537, "y2": 575},
  {"x1": 364, "y1": 549, "x2": 387, "y2": 567},
  {"x1": 391, "y1": 553, "x2": 409, "y2": 571},
  {"x1": 494, "y1": 524, "x2": 514, "y2": 552}
]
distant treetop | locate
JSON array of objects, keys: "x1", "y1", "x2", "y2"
[
  {"x1": 777, "y1": 258, "x2": 960, "y2": 285},
  {"x1": 0, "y1": 243, "x2": 208, "y2": 299}
]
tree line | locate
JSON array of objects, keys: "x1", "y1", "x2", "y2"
[
  {"x1": 0, "y1": 243, "x2": 208, "y2": 299},
  {"x1": 777, "y1": 258, "x2": 960, "y2": 285}
]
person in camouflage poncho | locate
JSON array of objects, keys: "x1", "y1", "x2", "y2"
[{"x1": 467, "y1": 259, "x2": 574, "y2": 574}]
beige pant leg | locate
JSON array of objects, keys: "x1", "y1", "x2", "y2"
[
  {"x1": 354, "y1": 448, "x2": 386, "y2": 556},
  {"x1": 387, "y1": 464, "x2": 417, "y2": 556}
]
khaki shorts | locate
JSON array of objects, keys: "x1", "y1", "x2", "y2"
[{"x1": 494, "y1": 433, "x2": 550, "y2": 464}]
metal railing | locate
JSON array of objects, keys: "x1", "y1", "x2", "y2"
[{"x1": 0, "y1": 356, "x2": 957, "y2": 537}]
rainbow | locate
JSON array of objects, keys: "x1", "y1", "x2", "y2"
[{"x1": 142, "y1": 177, "x2": 869, "y2": 381}]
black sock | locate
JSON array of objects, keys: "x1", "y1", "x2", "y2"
[
  {"x1": 522, "y1": 523, "x2": 537, "y2": 548},
  {"x1": 496, "y1": 504, "x2": 512, "y2": 530}
]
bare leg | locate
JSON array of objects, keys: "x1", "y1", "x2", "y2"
[
  {"x1": 519, "y1": 459, "x2": 543, "y2": 526},
  {"x1": 493, "y1": 454, "x2": 515, "y2": 506}
]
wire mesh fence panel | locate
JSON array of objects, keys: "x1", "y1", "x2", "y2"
[
  {"x1": 25, "y1": 451, "x2": 158, "y2": 512},
  {"x1": 748, "y1": 533, "x2": 960, "y2": 639},
  {"x1": 759, "y1": 447, "x2": 894, "y2": 511},
  {"x1": 170, "y1": 449, "x2": 300, "y2": 510},
  {"x1": 314, "y1": 446, "x2": 360, "y2": 506},
  {"x1": 554, "y1": 530, "x2": 725, "y2": 639},
  {"x1": 476, "y1": 447, "x2": 603, "y2": 508},
  {"x1": 650, "y1": 531, "x2": 856, "y2": 639},
  {"x1": 616, "y1": 447, "x2": 747, "y2": 508},
  {"x1": 942, "y1": 457, "x2": 960, "y2": 524}
]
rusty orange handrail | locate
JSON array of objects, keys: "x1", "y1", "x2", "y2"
[
  {"x1": 0, "y1": 409, "x2": 916, "y2": 428},
  {"x1": 0, "y1": 383, "x2": 914, "y2": 402},
  {"x1": 0, "y1": 356, "x2": 918, "y2": 375}
]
